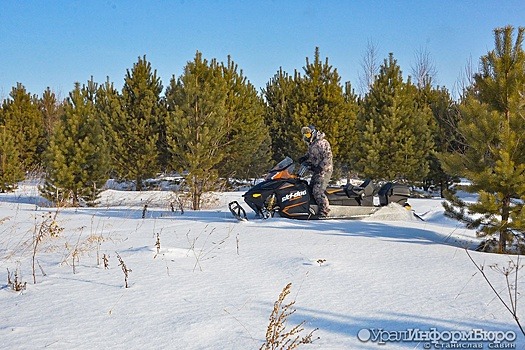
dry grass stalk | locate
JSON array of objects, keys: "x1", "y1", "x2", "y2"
[
  {"x1": 7, "y1": 267, "x2": 27, "y2": 292},
  {"x1": 61, "y1": 227, "x2": 85, "y2": 274},
  {"x1": 90, "y1": 234, "x2": 104, "y2": 266},
  {"x1": 170, "y1": 195, "x2": 185, "y2": 214},
  {"x1": 154, "y1": 233, "x2": 161, "y2": 258},
  {"x1": 260, "y1": 283, "x2": 318, "y2": 350},
  {"x1": 37, "y1": 260, "x2": 47, "y2": 277},
  {"x1": 61, "y1": 231, "x2": 110, "y2": 272},
  {"x1": 32, "y1": 211, "x2": 64, "y2": 283},
  {"x1": 116, "y1": 252, "x2": 132, "y2": 288},
  {"x1": 71, "y1": 247, "x2": 80, "y2": 274},
  {"x1": 186, "y1": 226, "x2": 230, "y2": 272},
  {"x1": 89, "y1": 215, "x2": 102, "y2": 265},
  {"x1": 102, "y1": 254, "x2": 109, "y2": 269}
]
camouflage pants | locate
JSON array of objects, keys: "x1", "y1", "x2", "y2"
[{"x1": 311, "y1": 171, "x2": 332, "y2": 214}]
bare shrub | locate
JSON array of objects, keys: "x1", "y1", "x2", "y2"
[{"x1": 466, "y1": 250, "x2": 525, "y2": 336}]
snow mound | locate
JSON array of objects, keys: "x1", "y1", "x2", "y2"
[{"x1": 364, "y1": 202, "x2": 418, "y2": 221}]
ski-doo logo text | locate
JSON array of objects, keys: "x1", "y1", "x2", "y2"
[{"x1": 281, "y1": 190, "x2": 307, "y2": 203}]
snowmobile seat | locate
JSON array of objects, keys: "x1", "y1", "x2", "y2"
[
  {"x1": 325, "y1": 179, "x2": 375, "y2": 206},
  {"x1": 377, "y1": 182, "x2": 410, "y2": 206},
  {"x1": 344, "y1": 179, "x2": 373, "y2": 198}
]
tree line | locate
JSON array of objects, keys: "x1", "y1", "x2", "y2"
[
  {"x1": 1, "y1": 25, "x2": 525, "y2": 253},
  {"x1": 0, "y1": 49, "x2": 450, "y2": 198}
]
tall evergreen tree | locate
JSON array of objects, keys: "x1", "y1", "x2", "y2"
[
  {"x1": 0, "y1": 83, "x2": 45, "y2": 171},
  {"x1": 217, "y1": 56, "x2": 271, "y2": 179},
  {"x1": 0, "y1": 126, "x2": 24, "y2": 192},
  {"x1": 113, "y1": 55, "x2": 164, "y2": 190},
  {"x1": 264, "y1": 48, "x2": 356, "y2": 169},
  {"x1": 96, "y1": 77, "x2": 124, "y2": 177},
  {"x1": 340, "y1": 81, "x2": 360, "y2": 175},
  {"x1": 39, "y1": 87, "x2": 64, "y2": 150},
  {"x1": 355, "y1": 53, "x2": 434, "y2": 182},
  {"x1": 293, "y1": 47, "x2": 353, "y2": 164},
  {"x1": 41, "y1": 81, "x2": 109, "y2": 206},
  {"x1": 165, "y1": 52, "x2": 229, "y2": 210},
  {"x1": 441, "y1": 26, "x2": 525, "y2": 253},
  {"x1": 420, "y1": 85, "x2": 462, "y2": 196},
  {"x1": 264, "y1": 68, "x2": 297, "y2": 163}
]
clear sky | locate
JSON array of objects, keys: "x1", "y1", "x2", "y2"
[{"x1": 1, "y1": 0, "x2": 524, "y2": 100}]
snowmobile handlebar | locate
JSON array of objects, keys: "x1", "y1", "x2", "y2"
[{"x1": 298, "y1": 163, "x2": 309, "y2": 177}]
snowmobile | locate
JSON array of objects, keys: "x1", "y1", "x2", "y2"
[{"x1": 228, "y1": 157, "x2": 411, "y2": 221}]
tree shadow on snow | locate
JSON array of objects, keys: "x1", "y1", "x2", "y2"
[
  {"x1": 56, "y1": 206, "x2": 242, "y2": 224},
  {"x1": 257, "y1": 218, "x2": 479, "y2": 250},
  {"x1": 0, "y1": 193, "x2": 48, "y2": 207}
]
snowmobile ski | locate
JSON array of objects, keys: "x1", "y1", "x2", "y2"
[{"x1": 229, "y1": 201, "x2": 247, "y2": 221}]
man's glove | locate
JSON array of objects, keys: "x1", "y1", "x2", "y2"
[
  {"x1": 298, "y1": 155, "x2": 308, "y2": 164},
  {"x1": 311, "y1": 165, "x2": 322, "y2": 173}
]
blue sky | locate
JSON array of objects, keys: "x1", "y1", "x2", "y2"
[{"x1": 1, "y1": 1, "x2": 524, "y2": 100}]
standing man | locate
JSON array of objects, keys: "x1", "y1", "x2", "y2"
[{"x1": 299, "y1": 125, "x2": 333, "y2": 218}]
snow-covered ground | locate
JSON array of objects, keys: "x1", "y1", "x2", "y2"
[{"x1": 0, "y1": 181, "x2": 523, "y2": 349}]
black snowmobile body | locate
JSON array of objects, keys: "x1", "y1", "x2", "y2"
[{"x1": 229, "y1": 157, "x2": 410, "y2": 220}]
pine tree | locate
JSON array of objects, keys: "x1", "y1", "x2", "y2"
[
  {"x1": 112, "y1": 55, "x2": 164, "y2": 190},
  {"x1": 165, "y1": 52, "x2": 230, "y2": 210},
  {"x1": 340, "y1": 81, "x2": 360, "y2": 176},
  {"x1": 1, "y1": 83, "x2": 45, "y2": 171},
  {"x1": 263, "y1": 48, "x2": 356, "y2": 168},
  {"x1": 293, "y1": 47, "x2": 354, "y2": 164},
  {"x1": 420, "y1": 85, "x2": 462, "y2": 196},
  {"x1": 216, "y1": 56, "x2": 271, "y2": 179},
  {"x1": 264, "y1": 68, "x2": 297, "y2": 163},
  {"x1": 39, "y1": 87, "x2": 64, "y2": 151},
  {"x1": 41, "y1": 81, "x2": 109, "y2": 206},
  {"x1": 356, "y1": 53, "x2": 434, "y2": 182},
  {"x1": 96, "y1": 77, "x2": 124, "y2": 178},
  {"x1": 441, "y1": 26, "x2": 525, "y2": 253},
  {"x1": 0, "y1": 126, "x2": 24, "y2": 192}
]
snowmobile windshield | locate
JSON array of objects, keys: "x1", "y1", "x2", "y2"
[
  {"x1": 266, "y1": 157, "x2": 295, "y2": 180},
  {"x1": 270, "y1": 157, "x2": 294, "y2": 172}
]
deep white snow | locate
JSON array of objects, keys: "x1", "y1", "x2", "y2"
[{"x1": 0, "y1": 181, "x2": 523, "y2": 349}]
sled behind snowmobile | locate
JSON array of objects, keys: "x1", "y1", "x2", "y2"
[{"x1": 229, "y1": 157, "x2": 411, "y2": 221}]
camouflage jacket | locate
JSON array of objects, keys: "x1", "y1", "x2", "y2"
[{"x1": 305, "y1": 131, "x2": 333, "y2": 175}]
